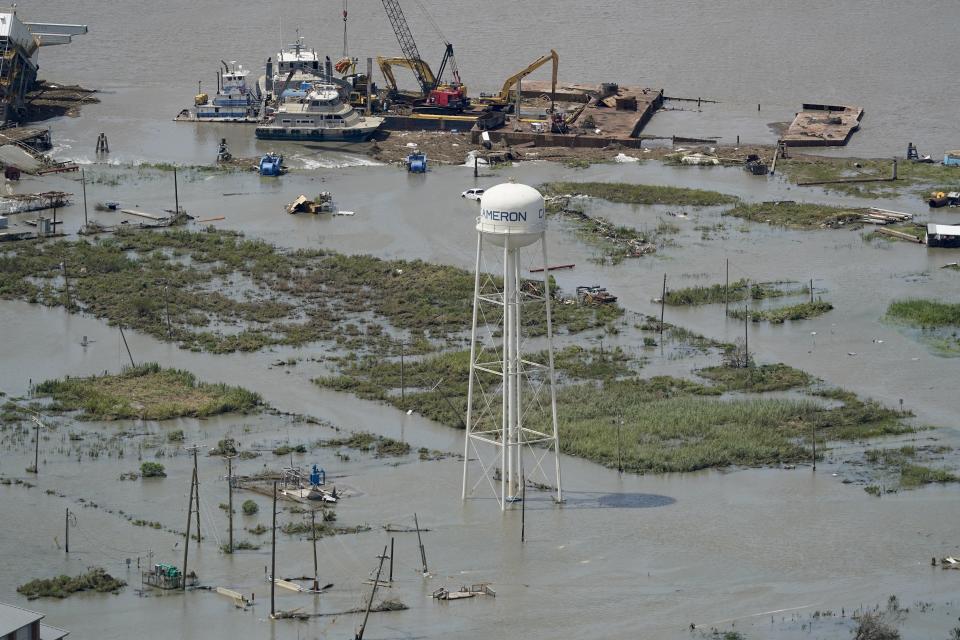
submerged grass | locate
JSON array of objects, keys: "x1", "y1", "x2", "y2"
[
  {"x1": 34, "y1": 362, "x2": 261, "y2": 420},
  {"x1": 0, "y1": 229, "x2": 617, "y2": 353},
  {"x1": 779, "y1": 156, "x2": 960, "y2": 198},
  {"x1": 723, "y1": 202, "x2": 866, "y2": 229},
  {"x1": 541, "y1": 181, "x2": 739, "y2": 207},
  {"x1": 664, "y1": 280, "x2": 807, "y2": 306},
  {"x1": 320, "y1": 345, "x2": 912, "y2": 473},
  {"x1": 728, "y1": 300, "x2": 834, "y2": 323},
  {"x1": 886, "y1": 299, "x2": 960, "y2": 327}
]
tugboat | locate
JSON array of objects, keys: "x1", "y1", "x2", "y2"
[
  {"x1": 177, "y1": 61, "x2": 262, "y2": 123},
  {"x1": 261, "y1": 34, "x2": 325, "y2": 100},
  {"x1": 255, "y1": 82, "x2": 383, "y2": 145}
]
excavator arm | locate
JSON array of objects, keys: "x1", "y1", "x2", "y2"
[
  {"x1": 496, "y1": 49, "x2": 558, "y2": 110},
  {"x1": 376, "y1": 56, "x2": 437, "y2": 98}
]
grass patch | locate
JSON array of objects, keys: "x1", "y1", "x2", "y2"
[
  {"x1": 542, "y1": 181, "x2": 738, "y2": 207},
  {"x1": 729, "y1": 300, "x2": 833, "y2": 323},
  {"x1": 697, "y1": 363, "x2": 811, "y2": 392},
  {"x1": 317, "y1": 432, "x2": 411, "y2": 457},
  {"x1": 886, "y1": 299, "x2": 960, "y2": 328},
  {"x1": 316, "y1": 344, "x2": 638, "y2": 428},
  {"x1": 0, "y1": 229, "x2": 616, "y2": 354},
  {"x1": 34, "y1": 362, "x2": 260, "y2": 420},
  {"x1": 723, "y1": 202, "x2": 866, "y2": 229},
  {"x1": 18, "y1": 568, "x2": 126, "y2": 599},
  {"x1": 780, "y1": 156, "x2": 960, "y2": 198},
  {"x1": 550, "y1": 206, "x2": 657, "y2": 264},
  {"x1": 900, "y1": 463, "x2": 958, "y2": 487},
  {"x1": 664, "y1": 280, "x2": 807, "y2": 306}
]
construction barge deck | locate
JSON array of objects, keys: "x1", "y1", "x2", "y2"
[{"x1": 782, "y1": 103, "x2": 863, "y2": 147}]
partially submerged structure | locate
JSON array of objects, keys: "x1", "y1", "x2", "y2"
[
  {"x1": 0, "y1": 602, "x2": 68, "y2": 640},
  {"x1": 926, "y1": 223, "x2": 960, "y2": 248},
  {"x1": 782, "y1": 103, "x2": 863, "y2": 147},
  {"x1": 0, "y1": 10, "x2": 87, "y2": 123}
]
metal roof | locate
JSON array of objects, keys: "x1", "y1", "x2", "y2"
[
  {"x1": 40, "y1": 622, "x2": 70, "y2": 640},
  {"x1": 0, "y1": 602, "x2": 44, "y2": 636},
  {"x1": 927, "y1": 223, "x2": 960, "y2": 235}
]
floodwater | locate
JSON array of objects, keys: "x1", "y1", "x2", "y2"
[
  {"x1": 2, "y1": 2, "x2": 960, "y2": 639},
  {"x1": 28, "y1": 0, "x2": 960, "y2": 163}
]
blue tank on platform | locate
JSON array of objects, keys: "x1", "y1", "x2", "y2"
[{"x1": 259, "y1": 153, "x2": 284, "y2": 176}]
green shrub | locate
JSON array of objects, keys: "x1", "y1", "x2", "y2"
[
  {"x1": 242, "y1": 499, "x2": 259, "y2": 515},
  {"x1": 140, "y1": 462, "x2": 166, "y2": 478}
]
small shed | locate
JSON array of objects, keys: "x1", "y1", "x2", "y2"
[{"x1": 926, "y1": 223, "x2": 960, "y2": 248}]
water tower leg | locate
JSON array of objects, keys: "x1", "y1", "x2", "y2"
[
  {"x1": 541, "y1": 236, "x2": 563, "y2": 503},
  {"x1": 462, "y1": 233, "x2": 483, "y2": 500},
  {"x1": 513, "y1": 252, "x2": 523, "y2": 500},
  {"x1": 500, "y1": 242, "x2": 516, "y2": 509}
]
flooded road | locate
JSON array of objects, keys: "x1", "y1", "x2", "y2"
[{"x1": 2, "y1": 2, "x2": 960, "y2": 638}]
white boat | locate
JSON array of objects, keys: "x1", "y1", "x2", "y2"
[
  {"x1": 255, "y1": 82, "x2": 383, "y2": 144},
  {"x1": 177, "y1": 61, "x2": 262, "y2": 123},
  {"x1": 262, "y1": 35, "x2": 326, "y2": 100}
]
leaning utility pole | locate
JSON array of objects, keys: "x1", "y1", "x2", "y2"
[
  {"x1": 191, "y1": 446, "x2": 201, "y2": 544},
  {"x1": 310, "y1": 509, "x2": 319, "y2": 592},
  {"x1": 659, "y1": 274, "x2": 667, "y2": 335},
  {"x1": 355, "y1": 544, "x2": 388, "y2": 640}
]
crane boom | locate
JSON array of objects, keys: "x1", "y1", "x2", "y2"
[{"x1": 380, "y1": 0, "x2": 432, "y2": 95}]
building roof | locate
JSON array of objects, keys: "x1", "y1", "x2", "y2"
[
  {"x1": 927, "y1": 223, "x2": 960, "y2": 236},
  {"x1": 0, "y1": 602, "x2": 44, "y2": 636},
  {"x1": 40, "y1": 622, "x2": 70, "y2": 640}
]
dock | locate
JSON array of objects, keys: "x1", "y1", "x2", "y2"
[
  {"x1": 119, "y1": 209, "x2": 167, "y2": 221},
  {"x1": 782, "y1": 103, "x2": 863, "y2": 147}
]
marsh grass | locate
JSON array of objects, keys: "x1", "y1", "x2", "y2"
[
  {"x1": 541, "y1": 181, "x2": 739, "y2": 206},
  {"x1": 0, "y1": 229, "x2": 616, "y2": 353},
  {"x1": 886, "y1": 299, "x2": 960, "y2": 327},
  {"x1": 34, "y1": 363, "x2": 261, "y2": 420},
  {"x1": 729, "y1": 300, "x2": 834, "y2": 323},
  {"x1": 723, "y1": 202, "x2": 866, "y2": 229},
  {"x1": 697, "y1": 363, "x2": 811, "y2": 391}
]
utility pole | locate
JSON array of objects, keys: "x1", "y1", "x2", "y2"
[
  {"x1": 356, "y1": 545, "x2": 388, "y2": 640},
  {"x1": 388, "y1": 537, "x2": 394, "y2": 583},
  {"x1": 163, "y1": 280, "x2": 172, "y2": 338},
  {"x1": 414, "y1": 513, "x2": 428, "y2": 575},
  {"x1": 399, "y1": 340, "x2": 405, "y2": 402},
  {"x1": 743, "y1": 305, "x2": 749, "y2": 368},
  {"x1": 118, "y1": 325, "x2": 135, "y2": 368},
  {"x1": 617, "y1": 416, "x2": 623, "y2": 474},
  {"x1": 725, "y1": 258, "x2": 730, "y2": 316},
  {"x1": 270, "y1": 481, "x2": 277, "y2": 618},
  {"x1": 810, "y1": 278, "x2": 814, "y2": 304},
  {"x1": 65, "y1": 508, "x2": 69, "y2": 553},
  {"x1": 310, "y1": 509, "x2": 319, "y2": 592},
  {"x1": 182, "y1": 466, "x2": 196, "y2": 590},
  {"x1": 226, "y1": 455, "x2": 234, "y2": 553},
  {"x1": 173, "y1": 167, "x2": 179, "y2": 216},
  {"x1": 81, "y1": 168, "x2": 88, "y2": 227},
  {"x1": 192, "y1": 446, "x2": 201, "y2": 544},
  {"x1": 659, "y1": 274, "x2": 667, "y2": 335},
  {"x1": 811, "y1": 426, "x2": 817, "y2": 469},
  {"x1": 61, "y1": 259, "x2": 71, "y2": 310},
  {"x1": 30, "y1": 416, "x2": 40, "y2": 473}
]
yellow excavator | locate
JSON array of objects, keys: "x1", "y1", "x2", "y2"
[
  {"x1": 377, "y1": 51, "x2": 468, "y2": 110},
  {"x1": 477, "y1": 49, "x2": 558, "y2": 112}
]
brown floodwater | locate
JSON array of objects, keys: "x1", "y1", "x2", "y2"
[{"x1": 3, "y1": 1, "x2": 960, "y2": 637}]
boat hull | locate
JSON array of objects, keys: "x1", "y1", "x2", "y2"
[{"x1": 254, "y1": 125, "x2": 380, "y2": 143}]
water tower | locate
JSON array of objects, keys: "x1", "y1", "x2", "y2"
[{"x1": 461, "y1": 183, "x2": 562, "y2": 510}]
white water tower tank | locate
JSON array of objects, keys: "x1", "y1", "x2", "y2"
[{"x1": 476, "y1": 183, "x2": 546, "y2": 248}]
